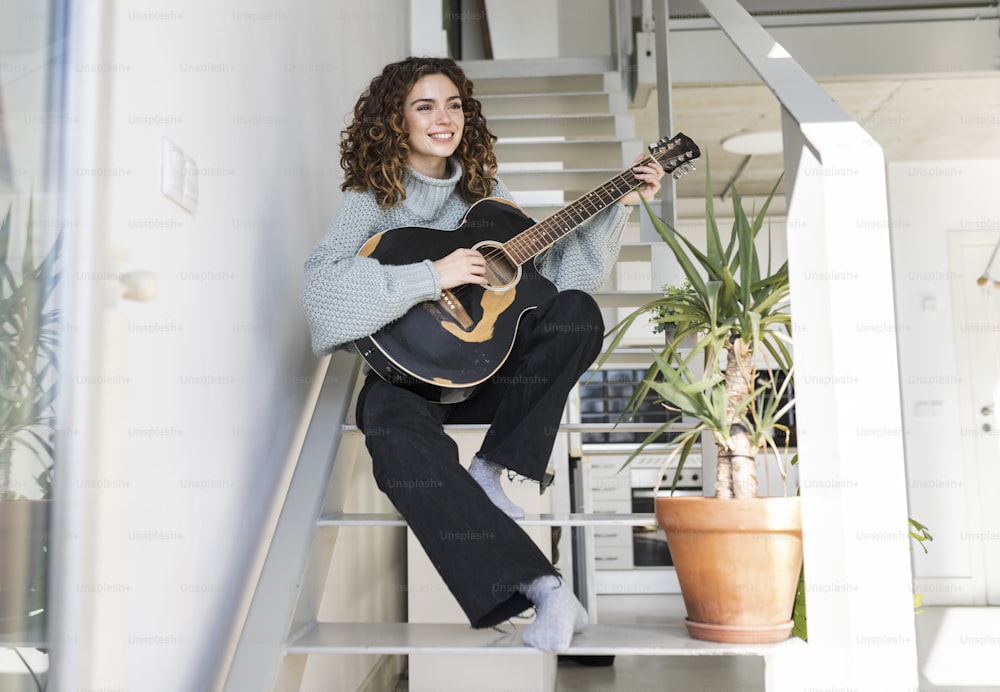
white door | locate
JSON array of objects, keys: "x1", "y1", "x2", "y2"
[{"x1": 949, "y1": 230, "x2": 1000, "y2": 605}]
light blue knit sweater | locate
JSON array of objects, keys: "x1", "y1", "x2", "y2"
[{"x1": 302, "y1": 163, "x2": 632, "y2": 355}]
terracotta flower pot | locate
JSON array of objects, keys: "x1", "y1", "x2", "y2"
[{"x1": 655, "y1": 495, "x2": 802, "y2": 643}]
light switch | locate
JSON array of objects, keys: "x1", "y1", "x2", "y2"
[
  {"x1": 161, "y1": 137, "x2": 198, "y2": 214},
  {"x1": 182, "y1": 157, "x2": 199, "y2": 213},
  {"x1": 914, "y1": 400, "x2": 943, "y2": 418},
  {"x1": 161, "y1": 138, "x2": 184, "y2": 203}
]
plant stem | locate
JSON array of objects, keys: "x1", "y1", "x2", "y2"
[{"x1": 722, "y1": 337, "x2": 758, "y2": 499}]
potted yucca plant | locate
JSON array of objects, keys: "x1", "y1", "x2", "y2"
[
  {"x1": 0, "y1": 198, "x2": 61, "y2": 638},
  {"x1": 601, "y1": 164, "x2": 800, "y2": 643}
]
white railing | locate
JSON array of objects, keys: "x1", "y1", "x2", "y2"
[
  {"x1": 220, "y1": 352, "x2": 362, "y2": 691},
  {"x1": 687, "y1": 1, "x2": 918, "y2": 689}
]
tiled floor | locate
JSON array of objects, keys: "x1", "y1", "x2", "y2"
[
  {"x1": 393, "y1": 594, "x2": 767, "y2": 691},
  {"x1": 555, "y1": 652, "x2": 764, "y2": 692},
  {"x1": 554, "y1": 594, "x2": 764, "y2": 692},
  {"x1": 394, "y1": 595, "x2": 999, "y2": 691}
]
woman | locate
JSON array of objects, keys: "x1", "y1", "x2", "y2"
[{"x1": 301, "y1": 56, "x2": 664, "y2": 652}]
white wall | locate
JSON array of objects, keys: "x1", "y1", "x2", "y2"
[
  {"x1": 69, "y1": 1, "x2": 411, "y2": 688},
  {"x1": 888, "y1": 159, "x2": 1000, "y2": 602},
  {"x1": 484, "y1": 0, "x2": 559, "y2": 58},
  {"x1": 481, "y1": 0, "x2": 611, "y2": 59},
  {"x1": 557, "y1": 0, "x2": 613, "y2": 57}
]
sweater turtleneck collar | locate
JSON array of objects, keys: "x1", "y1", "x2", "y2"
[{"x1": 402, "y1": 160, "x2": 463, "y2": 221}]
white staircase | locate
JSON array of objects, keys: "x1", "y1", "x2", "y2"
[{"x1": 222, "y1": 59, "x2": 796, "y2": 692}]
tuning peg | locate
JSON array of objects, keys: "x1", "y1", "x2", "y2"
[{"x1": 672, "y1": 163, "x2": 696, "y2": 179}]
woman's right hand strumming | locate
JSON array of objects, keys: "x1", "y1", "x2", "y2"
[{"x1": 433, "y1": 248, "x2": 488, "y2": 290}]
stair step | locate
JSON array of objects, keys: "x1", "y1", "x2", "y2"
[
  {"x1": 617, "y1": 242, "x2": 655, "y2": 262},
  {"x1": 513, "y1": 201, "x2": 639, "y2": 222},
  {"x1": 495, "y1": 139, "x2": 638, "y2": 167},
  {"x1": 342, "y1": 422, "x2": 672, "y2": 435},
  {"x1": 473, "y1": 74, "x2": 610, "y2": 95},
  {"x1": 592, "y1": 291, "x2": 664, "y2": 308},
  {"x1": 489, "y1": 114, "x2": 632, "y2": 140},
  {"x1": 518, "y1": 195, "x2": 710, "y2": 222},
  {"x1": 480, "y1": 92, "x2": 625, "y2": 117},
  {"x1": 460, "y1": 56, "x2": 614, "y2": 81},
  {"x1": 499, "y1": 168, "x2": 624, "y2": 192},
  {"x1": 319, "y1": 512, "x2": 658, "y2": 528},
  {"x1": 286, "y1": 622, "x2": 803, "y2": 656}
]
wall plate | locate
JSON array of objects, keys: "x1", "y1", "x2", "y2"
[{"x1": 161, "y1": 137, "x2": 198, "y2": 213}]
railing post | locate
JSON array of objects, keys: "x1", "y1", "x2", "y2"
[
  {"x1": 647, "y1": 0, "x2": 677, "y2": 293},
  {"x1": 610, "y1": 0, "x2": 631, "y2": 87}
]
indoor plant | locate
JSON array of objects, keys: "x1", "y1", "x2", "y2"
[
  {"x1": 0, "y1": 198, "x2": 61, "y2": 638},
  {"x1": 600, "y1": 164, "x2": 800, "y2": 643}
]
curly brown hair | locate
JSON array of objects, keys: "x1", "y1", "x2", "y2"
[{"x1": 340, "y1": 56, "x2": 498, "y2": 209}]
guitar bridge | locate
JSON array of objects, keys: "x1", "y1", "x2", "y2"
[{"x1": 426, "y1": 289, "x2": 475, "y2": 331}]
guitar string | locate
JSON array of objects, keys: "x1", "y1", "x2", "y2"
[
  {"x1": 444, "y1": 152, "x2": 678, "y2": 303},
  {"x1": 445, "y1": 177, "x2": 628, "y2": 303},
  {"x1": 501, "y1": 151, "x2": 683, "y2": 263},
  {"x1": 443, "y1": 149, "x2": 686, "y2": 303}
]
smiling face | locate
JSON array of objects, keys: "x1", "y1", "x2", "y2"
[{"x1": 402, "y1": 73, "x2": 465, "y2": 179}]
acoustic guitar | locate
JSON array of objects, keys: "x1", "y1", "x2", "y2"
[{"x1": 354, "y1": 133, "x2": 701, "y2": 403}]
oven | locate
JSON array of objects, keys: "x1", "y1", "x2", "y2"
[
  {"x1": 629, "y1": 463, "x2": 703, "y2": 567},
  {"x1": 582, "y1": 448, "x2": 704, "y2": 594},
  {"x1": 575, "y1": 365, "x2": 706, "y2": 593}
]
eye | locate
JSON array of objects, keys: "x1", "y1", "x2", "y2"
[{"x1": 449, "y1": 102, "x2": 463, "y2": 110}]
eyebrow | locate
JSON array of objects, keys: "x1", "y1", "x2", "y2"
[{"x1": 410, "y1": 95, "x2": 462, "y2": 107}]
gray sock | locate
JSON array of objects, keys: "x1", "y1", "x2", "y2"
[
  {"x1": 469, "y1": 456, "x2": 525, "y2": 519},
  {"x1": 520, "y1": 575, "x2": 589, "y2": 652}
]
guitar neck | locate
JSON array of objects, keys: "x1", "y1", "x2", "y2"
[{"x1": 502, "y1": 164, "x2": 645, "y2": 265}]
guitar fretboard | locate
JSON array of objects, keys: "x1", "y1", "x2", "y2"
[{"x1": 503, "y1": 165, "x2": 645, "y2": 264}]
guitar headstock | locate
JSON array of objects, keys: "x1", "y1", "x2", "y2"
[{"x1": 648, "y1": 133, "x2": 701, "y2": 180}]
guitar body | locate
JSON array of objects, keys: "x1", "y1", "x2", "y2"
[{"x1": 355, "y1": 198, "x2": 557, "y2": 403}]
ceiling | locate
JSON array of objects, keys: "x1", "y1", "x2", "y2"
[
  {"x1": 666, "y1": 0, "x2": 995, "y2": 18},
  {"x1": 641, "y1": 72, "x2": 1000, "y2": 208},
  {"x1": 633, "y1": 1, "x2": 1000, "y2": 210}
]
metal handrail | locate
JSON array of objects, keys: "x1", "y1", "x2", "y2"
[{"x1": 221, "y1": 351, "x2": 361, "y2": 692}]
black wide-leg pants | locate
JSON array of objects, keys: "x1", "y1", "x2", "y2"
[{"x1": 355, "y1": 290, "x2": 604, "y2": 628}]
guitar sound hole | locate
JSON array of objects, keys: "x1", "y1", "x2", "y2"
[{"x1": 474, "y1": 240, "x2": 520, "y2": 291}]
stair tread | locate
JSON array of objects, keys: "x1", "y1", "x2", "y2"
[
  {"x1": 481, "y1": 91, "x2": 612, "y2": 99},
  {"x1": 489, "y1": 112, "x2": 619, "y2": 121},
  {"x1": 319, "y1": 511, "x2": 660, "y2": 527},
  {"x1": 592, "y1": 291, "x2": 665, "y2": 308},
  {"x1": 342, "y1": 421, "x2": 675, "y2": 433},
  {"x1": 286, "y1": 621, "x2": 802, "y2": 656},
  {"x1": 459, "y1": 56, "x2": 614, "y2": 79},
  {"x1": 496, "y1": 137, "x2": 632, "y2": 145},
  {"x1": 498, "y1": 166, "x2": 622, "y2": 173}
]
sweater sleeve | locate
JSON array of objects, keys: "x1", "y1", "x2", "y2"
[
  {"x1": 301, "y1": 192, "x2": 442, "y2": 355},
  {"x1": 536, "y1": 201, "x2": 633, "y2": 292}
]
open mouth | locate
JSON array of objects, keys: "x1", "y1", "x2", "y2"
[{"x1": 429, "y1": 132, "x2": 454, "y2": 142}]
